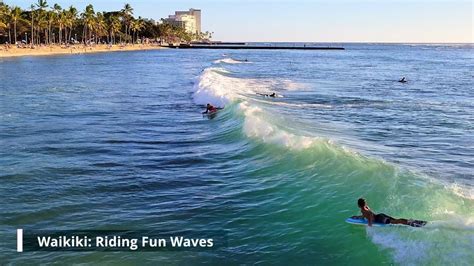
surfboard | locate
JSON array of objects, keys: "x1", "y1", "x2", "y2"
[
  {"x1": 346, "y1": 217, "x2": 387, "y2": 227},
  {"x1": 346, "y1": 217, "x2": 427, "y2": 227}
]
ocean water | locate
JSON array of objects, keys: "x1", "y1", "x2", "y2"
[{"x1": 0, "y1": 44, "x2": 473, "y2": 264}]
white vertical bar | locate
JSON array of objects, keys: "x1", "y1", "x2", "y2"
[{"x1": 17, "y1": 229, "x2": 23, "y2": 252}]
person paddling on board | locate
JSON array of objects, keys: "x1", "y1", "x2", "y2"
[
  {"x1": 398, "y1": 77, "x2": 407, "y2": 83},
  {"x1": 257, "y1": 92, "x2": 277, "y2": 98},
  {"x1": 352, "y1": 198, "x2": 414, "y2": 227},
  {"x1": 203, "y1": 103, "x2": 218, "y2": 114}
]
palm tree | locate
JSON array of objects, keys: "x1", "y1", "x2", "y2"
[
  {"x1": 52, "y1": 4, "x2": 62, "y2": 44},
  {"x1": 35, "y1": 0, "x2": 48, "y2": 44},
  {"x1": 45, "y1": 10, "x2": 55, "y2": 44},
  {"x1": 158, "y1": 20, "x2": 173, "y2": 44},
  {"x1": 108, "y1": 14, "x2": 121, "y2": 44},
  {"x1": 1, "y1": 5, "x2": 12, "y2": 44},
  {"x1": 10, "y1": 7, "x2": 23, "y2": 44},
  {"x1": 95, "y1": 12, "x2": 107, "y2": 43},
  {"x1": 130, "y1": 20, "x2": 137, "y2": 43},
  {"x1": 82, "y1": 4, "x2": 95, "y2": 44},
  {"x1": 29, "y1": 4, "x2": 35, "y2": 45},
  {"x1": 0, "y1": 5, "x2": 7, "y2": 32},
  {"x1": 10, "y1": 6, "x2": 23, "y2": 43},
  {"x1": 121, "y1": 3, "x2": 133, "y2": 43},
  {"x1": 37, "y1": 10, "x2": 48, "y2": 44},
  {"x1": 57, "y1": 10, "x2": 67, "y2": 44},
  {"x1": 130, "y1": 18, "x2": 144, "y2": 44},
  {"x1": 36, "y1": 0, "x2": 48, "y2": 10},
  {"x1": 65, "y1": 6, "x2": 77, "y2": 43}
]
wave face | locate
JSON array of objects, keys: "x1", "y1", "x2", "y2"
[
  {"x1": 191, "y1": 51, "x2": 474, "y2": 264},
  {"x1": 1, "y1": 45, "x2": 473, "y2": 264}
]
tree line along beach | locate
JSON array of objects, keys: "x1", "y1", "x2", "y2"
[{"x1": 0, "y1": 1, "x2": 212, "y2": 57}]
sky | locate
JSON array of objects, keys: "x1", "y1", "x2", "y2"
[{"x1": 5, "y1": 0, "x2": 473, "y2": 43}]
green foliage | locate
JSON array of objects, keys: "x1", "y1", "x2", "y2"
[{"x1": 0, "y1": 1, "x2": 207, "y2": 44}]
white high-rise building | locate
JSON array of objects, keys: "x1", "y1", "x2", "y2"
[{"x1": 165, "y1": 8, "x2": 201, "y2": 35}]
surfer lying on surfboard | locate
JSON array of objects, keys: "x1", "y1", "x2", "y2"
[{"x1": 351, "y1": 198, "x2": 426, "y2": 227}]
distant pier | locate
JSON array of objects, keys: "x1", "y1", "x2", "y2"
[
  {"x1": 190, "y1": 41, "x2": 247, "y2": 45},
  {"x1": 165, "y1": 44, "x2": 345, "y2": 50}
]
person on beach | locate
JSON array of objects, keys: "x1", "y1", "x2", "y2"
[
  {"x1": 203, "y1": 103, "x2": 218, "y2": 114},
  {"x1": 398, "y1": 77, "x2": 407, "y2": 83},
  {"x1": 352, "y1": 198, "x2": 412, "y2": 226}
]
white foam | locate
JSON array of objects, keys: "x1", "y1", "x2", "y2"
[
  {"x1": 278, "y1": 79, "x2": 307, "y2": 91},
  {"x1": 192, "y1": 68, "x2": 244, "y2": 107},
  {"x1": 446, "y1": 183, "x2": 474, "y2": 200},
  {"x1": 192, "y1": 67, "x2": 335, "y2": 150},
  {"x1": 427, "y1": 210, "x2": 474, "y2": 230},
  {"x1": 239, "y1": 102, "x2": 319, "y2": 150},
  {"x1": 213, "y1": 58, "x2": 248, "y2": 64},
  {"x1": 255, "y1": 79, "x2": 306, "y2": 91},
  {"x1": 366, "y1": 195, "x2": 474, "y2": 265},
  {"x1": 367, "y1": 229, "x2": 429, "y2": 265},
  {"x1": 192, "y1": 66, "x2": 307, "y2": 109},
  {"x1": 192, "y1": 67, "x2": 287, "y2": 107}
]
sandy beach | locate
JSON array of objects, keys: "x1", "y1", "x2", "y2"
[{"x1": 0, "y1": 44, "x2": 164, "y2": 58}]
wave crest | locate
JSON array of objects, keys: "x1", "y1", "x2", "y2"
[
  {"x1": 213, "y1": 58, "x2": 248, "y2": 64},
  {"x1": 239, "y1": 102, "x2": 317, "y2": 150}
]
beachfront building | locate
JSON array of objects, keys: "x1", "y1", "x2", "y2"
[{"x1": 165, "y1": 9, "x2": 201, "y2": 35}]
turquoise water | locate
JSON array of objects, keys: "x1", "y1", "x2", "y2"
[{"x1": 1, "y1": 44, "x2": 473, "y2": 264}]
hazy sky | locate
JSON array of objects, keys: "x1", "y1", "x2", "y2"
[{"x1": 6, "y1": 0, "x2": 473, "y2": 43}]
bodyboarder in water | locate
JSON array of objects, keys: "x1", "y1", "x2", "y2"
[
  {"x1": 257, "y1": 92, "x2": 277, "y2": 98},
  {"x1": 202, "y1": 103, "x2": 218, "y2": 114},
  {"x1": 398, "y1": 77, "x2": 407, "y2": 83},
  {"x1": 352, "y1": 198, "x2": 427, "y2": 227}
]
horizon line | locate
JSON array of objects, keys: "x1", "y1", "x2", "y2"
[{"x1": 219, "y1": 41, "x2": 473, "y2": 44}]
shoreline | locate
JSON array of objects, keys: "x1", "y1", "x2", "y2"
[{"x1": 0, "y1": 44, "x2": 164, "y2": 58}]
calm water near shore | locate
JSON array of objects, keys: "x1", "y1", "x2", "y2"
[{"x1": 1, "y1": 43, "x2": 473, "y2": 264}]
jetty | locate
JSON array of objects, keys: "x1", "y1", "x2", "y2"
[
  {"x1": 190, "y1": 41, "x2": 247, "y2": 45},
  {"x1": 165, "y1": 44, "x2": 345, "y2": 50}
]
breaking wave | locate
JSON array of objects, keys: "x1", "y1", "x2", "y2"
[{"x1": 191, "y1": 66, "x2": 474, "y2": 265}]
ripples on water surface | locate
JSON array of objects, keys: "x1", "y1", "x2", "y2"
[{"x1": 0, "y1": 44, "x2": 473, "y2": 264}]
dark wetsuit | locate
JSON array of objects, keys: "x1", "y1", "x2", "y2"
[{"x1": 374, "y1": 213, "x2": 394, "y2": 224}]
